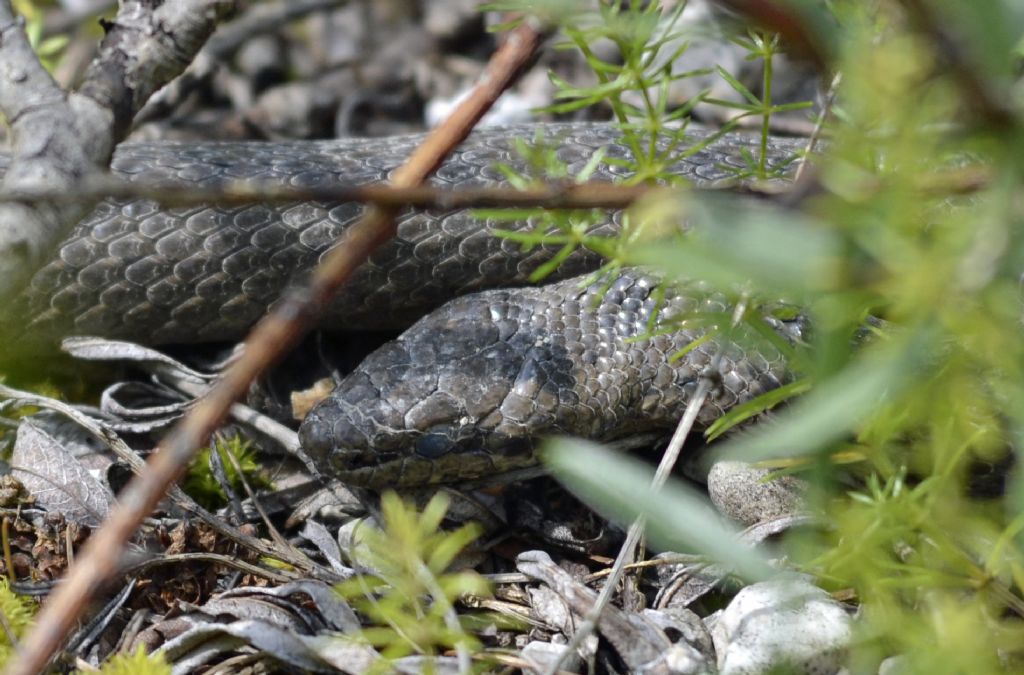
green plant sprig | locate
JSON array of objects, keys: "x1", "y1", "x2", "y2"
[{"x1": 334, "y1": 492, "x2": 494, "y2": 673}]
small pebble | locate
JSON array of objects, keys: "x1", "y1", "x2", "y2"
[{"x1": 707, "y1": 460, "x2": 808, "y2": 526}]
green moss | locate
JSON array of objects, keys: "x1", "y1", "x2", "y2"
[
  {"x1": 0, "y1": 577, "x2": 36, "y2": 666},
  {"x1": 183, "y1": 435, "x2": 274, "y2": 510}
]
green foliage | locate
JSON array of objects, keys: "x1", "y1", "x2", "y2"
[
  {"x1": 480, "y1": 0, "x2": 810, "y2": 331},
  {"x1": 182, "y1": 435, "x2": 273, "y2": 510},
  {"x1": 0, "y1": 577, "x2": 35, "y2": 666},
  {"x1": 89, "y1": 645, "x2": 171, "y2": 675},
  {"x1": 335, "y1": 492, "x2": 492, "y2": 673},
  {"x1": 12, "y1": 0, "x2": 69, "y2": 73},
  {"x1": 495, "y1": 0, "x2": 810, "y2": 181},
  {"x1": 496, "y1": 0, "x2": 1024, "y2": 672}
]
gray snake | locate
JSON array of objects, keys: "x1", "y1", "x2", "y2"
[{"x1": 5, "y1": 123, "x2": 808, "y2": 486}]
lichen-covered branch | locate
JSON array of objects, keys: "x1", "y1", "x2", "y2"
[{"x1": 0, "y1": 0, "x2": 234, "y2": 305}]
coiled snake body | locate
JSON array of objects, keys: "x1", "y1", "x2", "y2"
[{"x1": 7, "y1": 124, "x2": 807, "y2": 486}]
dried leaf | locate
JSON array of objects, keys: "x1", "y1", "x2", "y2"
[{"x1": 11, "y1": 419, "x2": 115, "y2": 528}]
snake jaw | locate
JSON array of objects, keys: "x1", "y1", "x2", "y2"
[{"x1": 301, "y1": 382, "x2": 539, "y2": 488}]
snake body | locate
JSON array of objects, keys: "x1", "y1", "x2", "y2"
[{"x1": 8, "y1": 123, "x2": 807, "y2": 485}]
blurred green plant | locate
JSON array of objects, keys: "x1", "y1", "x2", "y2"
[
  {"x1": 85, "y1": 645, "x2": 171, "y2": 675},
  {"x1": 12, "y1": 0, "x2": 69, "y2": 73},
  {"x1": 335, "y1": 492, "x2": 494, "y2": 674},
  {"x1": 489, "y1": 0, "x2": 1024, "y2": 672}
]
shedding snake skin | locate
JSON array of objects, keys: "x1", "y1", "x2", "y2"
[{"x1": 6, "y1": 123, "x2": 807, "y2": 485}]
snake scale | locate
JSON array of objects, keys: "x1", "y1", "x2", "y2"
[{"x1": 6, "y1": 123, "x2": 809, "y2": 486}]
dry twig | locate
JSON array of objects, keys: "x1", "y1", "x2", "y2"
[
  {"x1": 543, "y1": 294, "x2": 752, "y2": 675},
  {"x1": 0, "y1": 176, "x2": 658, "y2": 211}
]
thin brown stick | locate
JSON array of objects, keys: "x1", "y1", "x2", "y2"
[
  {"x1": 1, "y1": 163, "x2": 981, "y2": 212},
  {"x1": 0, "y1": 178, "x2": 658, "y2": 211},
  {"x1": 1, "y1": 518, "x2": 12, "y2": 585},
  {"x1": 122, "y1": 551, "x2": 296, "y2": 583},
  {"x1": 8, "y1": 18, "x2": 548, "y2": 675}
]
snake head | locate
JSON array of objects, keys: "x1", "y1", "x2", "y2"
[
  {"x1": 298, "y1": 270, "x2": 803, "y2": 488},
  {"x1": 299, "y1": 289, "x2": 555, "y2": 487}
]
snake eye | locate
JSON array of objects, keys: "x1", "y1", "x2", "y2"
[{"x1": 415, "y1": 432, "x2": 453, "y2": 459}]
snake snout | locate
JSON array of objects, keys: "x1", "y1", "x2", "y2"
[{"x1": 299, "y1": 392, "x2": 389, "y2": 473}]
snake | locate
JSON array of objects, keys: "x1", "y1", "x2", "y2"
[{"x1": 5, "y1": 123, "x2": 809, "y2": 486}]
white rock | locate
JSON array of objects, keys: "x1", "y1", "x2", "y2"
[
  {"x1": 711, "y1": 577, "x2": 853, "y2": 675},
  {"x1": 707, "y1": 460, "x2": 808, "y2": 526},
  {"x1": 425, "y1": 89, "x2": 538, "y2": 128}
]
